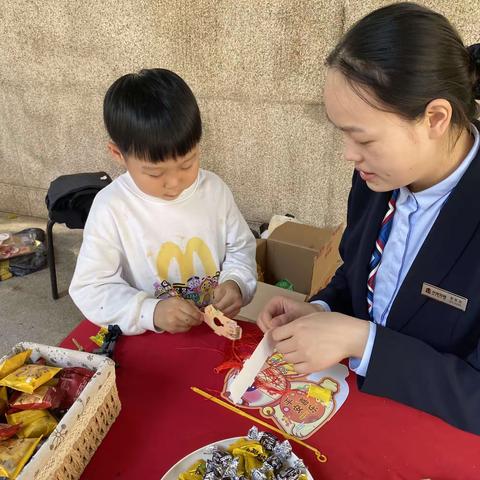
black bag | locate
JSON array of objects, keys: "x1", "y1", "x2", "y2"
[{"x1": 45, "y1": 172, "x2": 112, "y2": 229}]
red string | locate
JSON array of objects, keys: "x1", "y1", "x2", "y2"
[{"x1": 214, "y1": 329, "x2": 263, "y2": 374}]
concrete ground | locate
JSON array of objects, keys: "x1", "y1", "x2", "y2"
[{"x1": 0, "y1": 212, "x2": 84, "y2": 355}]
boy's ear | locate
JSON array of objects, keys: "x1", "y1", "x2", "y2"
[{"x1": 107, "y1": 142, "x2": 126, "y2": 167}]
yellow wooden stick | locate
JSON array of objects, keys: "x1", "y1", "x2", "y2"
[
  {"x1": 191, "y1": 386, "x2": 327, "y2": 463},
  {"x1": 71, "y1": 338, "x2": 84, "y2": 352}
]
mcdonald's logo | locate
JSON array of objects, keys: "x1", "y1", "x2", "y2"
[{"x1": 156, "y1": 237, "x2": 218, "y2": 283}]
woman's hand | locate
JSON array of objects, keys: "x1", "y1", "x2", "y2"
[
  {"x1": 257, "y1": 296, "x2": 325, "y2": 332},
  {"x1": 271, "y1": 312, "x2": 370, "y2": 374}
]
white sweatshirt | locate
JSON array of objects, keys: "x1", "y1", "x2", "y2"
[{"x1": 69, "y1": 169, "x2": 257, "y2": 335}]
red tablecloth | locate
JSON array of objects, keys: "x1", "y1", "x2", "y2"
[{"x1": 60, "y1": 320, "x2": 480, "y2": 479}]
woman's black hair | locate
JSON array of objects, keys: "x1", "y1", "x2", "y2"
[
  {"x1": 326, "y1": 2, "x2": 480, "y2": 130},
  {"x1": 103, "y1": 68, "x2": 202, "y2": 162}
]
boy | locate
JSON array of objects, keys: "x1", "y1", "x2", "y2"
[{"x1": 69, "y1": 68, "x2": 257, "y2": 335}]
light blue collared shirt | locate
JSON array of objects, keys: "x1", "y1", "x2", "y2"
[{"x1": 314, "y1": 124, "x2": 480, "y2": 376}]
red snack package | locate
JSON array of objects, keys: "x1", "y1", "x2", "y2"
[
  {"x1": 57, "y1": 367, "x2": 94, "y2": 409},
  {"x1": 0, "y1": 423, "x2": 21, "y2": 440},
  {"x1": 9, "y1": 385, "x2": 63, "y2": 411}
]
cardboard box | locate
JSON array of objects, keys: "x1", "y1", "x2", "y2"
[
  {"x1": 237, "y1": 222, "x2": 344, "y2": 322},
  {"x1": 256, "y1": 222, "x2": 344, "y2": 297},
  {"x1": 237, "y1": 281, "x2": 307, "y2": 322}
]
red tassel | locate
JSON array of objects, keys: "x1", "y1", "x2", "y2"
[{"x1": 213, "y1": 329, "x2": 263, "y2": 374}]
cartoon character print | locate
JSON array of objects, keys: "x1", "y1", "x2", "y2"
[
  {"x1": 153, "y1": 280, "x2": 178, "y2": 300},
  {"x1": 153, "y1": 272, "x2": 220, "y2": 308}
]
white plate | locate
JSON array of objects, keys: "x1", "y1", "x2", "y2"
[{"x1": 160, "y1": 437, "x2": 314, "y2": 479}]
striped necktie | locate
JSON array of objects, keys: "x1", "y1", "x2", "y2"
[{"x1": 367, "y1": 189, "x2": 399, "y2": 320}]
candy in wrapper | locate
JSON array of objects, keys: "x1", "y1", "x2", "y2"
[
  {"x1": 211, "y1": 449, "x2": 233, "y2": 466},
  {"x1": 259, "y1": 432, "x2": 278, "y2": 451},
  {"x1": 6, "y1": 409, "x2": 58, "y2": 438},
  {"x1": 223, "y1": 456, "x2": 239, "y2": 478},
  {"x1": 9, "y1": 385, "x2": 63, "y2": 410},
  {"x1": 204, "y1": 458, "x2": 223, "y2": 478},
  {"x1": 0, "y1": 437, "x2": 42, "y2": 479},
  {"x1": 252, "y1": 471, "x2": 267, "y2": 480},
  {"x1": 0, "y1": 423, "x2": 21, "y2": 441},
  {"x1": 178, "y1": 459, "x2": 206, "y2": 480},
  {"x1": 276, "y1": 467, "x2": 301, "y2": 480},
  {"x1": 203, "y1": 473, "x2": 218, "y2": 480},
  {"x1": 247, "y1": 426, "x2": 261, "y2": 441},
  {"x1": 0, "y1": 387, "x2": 8, "y2": 416},
  {"x1": 0, "y1": 364, "x2": 61, "y2": 394},
  {"x1": 233, "y1": 443, "x2": 268, "y2": 462},
  {"x1": 0, "y1": 350, "x2": 31, "y2": 380},
  {"x1": 179, "y1": 428, "x2": 309, "y2": 480},
  {"x1": 56, "y1": 367, "x2": 94, "y2": 409},
  {"x1": 273, "y1": 441, "x2": 292, "y2": 461},
  {"x1": 90, "y1": 327, "x2": 109, "y2": 347},
  {"x1": 265, "y1": 454, "x2": 284, "y2": 472}
]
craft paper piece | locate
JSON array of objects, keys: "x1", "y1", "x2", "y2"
[
  {"x1": 203, "y1": 305, "x2": 242, "y2": 340},
  {"x1": 223, "y1": 351, "x2": 349, "y2": 439},
  {"x1": 228, "y1": 331, "x2": 275, "y2": 404}
]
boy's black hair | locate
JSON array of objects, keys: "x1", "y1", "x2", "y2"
[
  {"x1": 327, "y1": 2, "x2": 480, "y2": 130},
  {"x1": 103, "y1": 68, "x2": 202, "y2": 162}
]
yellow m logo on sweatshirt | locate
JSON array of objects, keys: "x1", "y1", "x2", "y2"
[{"x1": 156, "y1": 237, "x2": 217, "y2": 283}]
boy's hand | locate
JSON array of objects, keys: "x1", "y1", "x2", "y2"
[
  {"x1": 257, "y1": 296, "x2": 325, "y2": 333},
  {"x1": 153, "y1": 297, "x2": 202, "y2": 333},
  {"x1": 213, "y1": 280, "x2": 243, "y2": 318}
]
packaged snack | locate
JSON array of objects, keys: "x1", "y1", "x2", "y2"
[
  {"x1": 89, "y1": 327, "x2": 109, "y2": 347},
  {"x1": 0, "y1": 350, "x2": 31, "y2": 380},
  {"x1": 0, "y1": 232, "x2": 38, "y2": 261},
  {"x1": 6, "y1": 409, "x2": 58, "y2": 438},
  {"x1": 178, "y1": 459, "x2": 206, "y2": 480},
  {"x1": 0, "y1": 424, "x2": 21, "y2": 441},
  {"x1": 56, "y1": 367, "x2": 94, "y2": 409},
  {"x1": 0, "y1": 437, "x2": 42, "y2": 479},
  {"x1": 0, "y1": 365, "x2": 61, "y2": 394},
  {"x1": 9, "y1": 385, "x2": 63, "y2": 410},
  {"x1": 0, "y1": 387, "x2": 8, "y2": 416}
]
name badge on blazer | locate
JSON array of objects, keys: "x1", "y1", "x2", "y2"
[{"x1": 421, "y1": 283, "x2": 468, "y2": 312}]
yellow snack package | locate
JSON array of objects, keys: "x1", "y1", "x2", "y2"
[
  {"x1": 235, "y1": 452, "x2": 246, "y2": 476},
  {"x1": 6, "y1": 410, "x2": 58, "y2": 439},
  {"x1": 178, "y1": 459, "x2": 206, "y2": 480},
  {"x1": 0, "y1": 364, "x2": 61, "y2": 394},
  {"x1": 227, "y1": 438, "x2": 269, "y2": 474},
  {"x1": 226, "y1": 437, "x2": 261, "y2": 453},
  {"x1": 90, "y1": 327, "x2": 109, "y2": 347},
  {"x1": 0, "y1": 259, "x2": 12, "y2": 281},
  {"x1": 0, "y1": 350, "x2": 31, "y2": 380},
  {"x1": 0, "y1": 386, "x2": 8, "y2": 415},
  {"x1": 240, "y1": 450, "x2": 263, "y2": 473},
  {"x1": 0, "y1": 436, "x2": 42, "y2": 479}
]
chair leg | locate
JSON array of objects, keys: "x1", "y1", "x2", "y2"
[{"x1": 46, "y1": 219, "x2": 59, "y2": 300}]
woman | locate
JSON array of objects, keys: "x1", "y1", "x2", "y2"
[{"x1": 258, "y1": 2, "x2": 480, "y2": 435}]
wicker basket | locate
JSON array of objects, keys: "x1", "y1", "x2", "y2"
[{"x1": 0, "y1": 342, "x2": 121, "y2": 480}]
